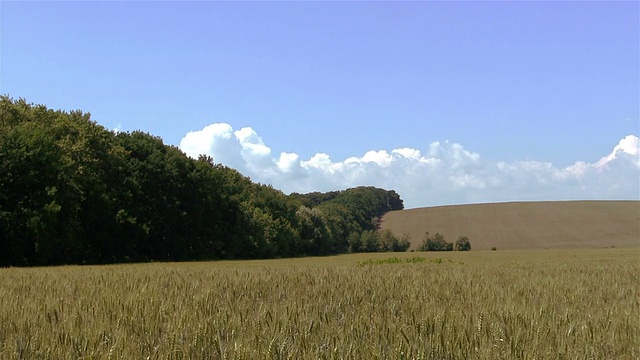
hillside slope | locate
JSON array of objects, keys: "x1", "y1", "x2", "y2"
[{"x1": 380, "y1": 201, "x2": 640, "y2": 250}]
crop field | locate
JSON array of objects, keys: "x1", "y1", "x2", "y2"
[
  {"x1": 380, "y1": 201, "x2": 640, "y2": 251},
  {"x1": 1, "y1": 248, "x2": 638, "y2": 359}
]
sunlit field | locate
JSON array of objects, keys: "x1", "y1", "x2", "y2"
[
  {"x1": 1, "y1": 248, "x2": 638, "y2": 359},
  {"x1": 380, "y1": 201, "x2": 640, "y2": 251}
]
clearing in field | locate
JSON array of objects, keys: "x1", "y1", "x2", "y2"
[{"x1": 380, "y1": 200, "x2": 640, "y2": 251}]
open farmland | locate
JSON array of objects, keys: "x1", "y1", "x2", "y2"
[
  {"x1": 380, "y1": 200, "x2": 640, "y2": 251},
  {"x1": 1, "y1": 249, "x2": 638, "y2": 359}
]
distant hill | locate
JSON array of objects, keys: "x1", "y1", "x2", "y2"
[{"x1": 380, "y1": 201, "x2": 640, "y2": 251}]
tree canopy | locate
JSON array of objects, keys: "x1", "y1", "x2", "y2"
[{"x1": 0, "y1": 97, "x2": 406, "y2": 266}]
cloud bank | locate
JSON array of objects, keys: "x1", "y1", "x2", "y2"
[{"x1": 180, "y1": 124, "x2": 640, "y2": 208}]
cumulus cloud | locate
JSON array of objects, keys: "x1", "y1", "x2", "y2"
[{"x1": 179, "y1": 124, "x2": 640, "y2": 208}]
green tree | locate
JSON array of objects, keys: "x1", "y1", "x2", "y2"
[
  {"x1": 455, "y1": 235, "x2": 471, "y2": 251},
  {"x1": 419, "y1": 231, "x2": 452, "y2": 251},
  {"x1": 1, "y1": 97, "x2": 407, "y2": 266},
  {"x1": 377, "y1": 229, "x2": 411, "y2": 252},
  {"x1": 359, "y1": 230, "x2": 379, "y2": 252},
  {"x1": 397, "y1": 233, "x2": 412, "y2": 252},
  {"x1": 295, "y1": 206, "x2": 332, "y2": 255},
  {"x1": 347, "y1": 231, "x2": 362, "y2": 253}
]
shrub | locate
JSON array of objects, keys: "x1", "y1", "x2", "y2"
[
  {"x1": 419, "y1": 232, "x2": 452, "y2": 251},
  {"x1": 418, "y1": 231, "x2": 430, "y2": 251},
  {"x1": 397, "y1": 233, "x2": 412, "y2": 252},
  {"x1": 378, "y1": 229, "x2": 411, "y2": 252},
  {"x1": 455, "y1": 235, "x2": 471, "y2": 251},
  {"x1": 359, "y1": 230, "x2": 379, "y2": 252},
  {"x1": 347, "y1": 231, "x2": 362, "y2": 253},
  {"x1": 352, "y1": 229, "x2": 410, "y2": 253}
]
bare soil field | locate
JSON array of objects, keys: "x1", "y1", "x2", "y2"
[{"x1": 380, "y1": 200, "x2": 640, "y2": 251}]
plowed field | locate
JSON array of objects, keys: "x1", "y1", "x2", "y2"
[{"x1": 380, "y1": 201, "x2": 640, "y2": 250}]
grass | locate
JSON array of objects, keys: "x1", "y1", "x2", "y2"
[{"x1": 1, "y1": 248, "x2": 638, "y2": 359}]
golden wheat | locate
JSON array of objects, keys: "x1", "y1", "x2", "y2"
[{"x1": 0, "y1": 248, "x2": 638, "y2": 359}]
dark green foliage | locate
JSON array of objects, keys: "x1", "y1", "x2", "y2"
[
  {"x1": 377, "y1": 229, "x2": 411, "y2": 252},
  {"x1": 289, "y1": 191, "x2": 340, "y2": 208},
  {"x1": 295, "y1": 206, "x2": 332, "y2": 256},
  {"x1": 455, "y1": 235, "x2": 472, "y2": 251},
  {"x1": 358, "y1": 230, "x2": 380, "y2": 252},
  {"x1": 0, "y1": 97, "x2": 406, "y2": 266},
  {"x1": 293, "y1": 186, "x2": 405, "y2": 254},
  {"x1": 347, "y1": 229, "x2": 409, "y2": 253},
  {"x1": 418, "y1": 232, "x2": 472, "y2": 252},
  {"x1": 0, "y1": 98, "x2": 130, "y2": 265},
  {"x1": 418, "y1": 232, "x2": 453, "y2": 251}
]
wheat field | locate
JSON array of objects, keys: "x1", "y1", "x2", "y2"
[{"x1": 1, "y1": 248, "x2": 638, "y2": 359}]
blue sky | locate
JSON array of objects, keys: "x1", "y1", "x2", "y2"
[{"x1": 2, "y1": 1, "x2": 638, "y2": 207}]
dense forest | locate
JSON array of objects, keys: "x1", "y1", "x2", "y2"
[{"x1": 0, "y1": 96, "x2": 405, "y2": 267}]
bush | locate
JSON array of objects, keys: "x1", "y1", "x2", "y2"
[
  {"x1": 455, "y1": 235, "x2": 471, "y2": 251},
  {"x1": 359, "y1": 230, "x2": 379, "y2": 252},
  {"x1": 418, "y1": 232, "x2": 453, "y2": 251},
  {"x1": 352, "y1": 229, "x2": 410, "y2": 253},
  {"x1": 398, "y1": 233, "x2": 412, "y2": 252},
  {"x1": 378, "y1": 229, "x2": 411, "y2": 252}
]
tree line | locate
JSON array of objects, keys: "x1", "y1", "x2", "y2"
[{"x1": 0, "y1": 97, "x2": 406, "y2": 266}]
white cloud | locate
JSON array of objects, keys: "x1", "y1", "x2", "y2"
[
  {"x1": 276, "y1": 152, "x2": 300, "y2": 173},
  {"x1": 179, "y1": 124, "x2": 640, "y2": 208},
  {"x1": 594, "y1": 134, "x2": 640, "y2": 168},
  {"x1": 180, "y1": 123, "x2": 244, "y2": 167},
  {"x1": 234, "y1": 127, "x2": 271, "y2": 156},
  {"x1": 359, "y1": 150, "x2": 394, "y2": 167}
]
